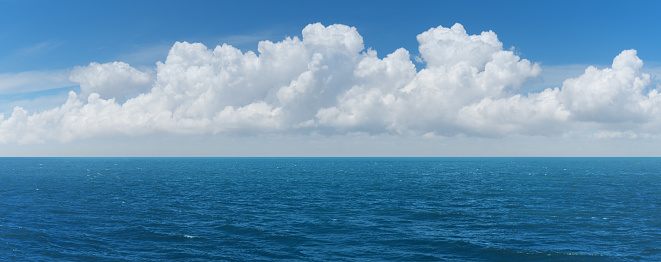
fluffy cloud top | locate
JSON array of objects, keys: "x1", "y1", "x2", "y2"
[
  {"x1": 69, "y1": 62, "x2": 153, "y2": 101},
  {"x1": 0, "y1": 23, "x2": 659, "y2": 144}
]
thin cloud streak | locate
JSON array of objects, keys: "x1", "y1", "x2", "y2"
[
  {"x1": 0, "y1": 70, "x2": 73, "y2": 94},
  {"x1": 16, "y1": 40, "x2": 65, "y2": 56}
]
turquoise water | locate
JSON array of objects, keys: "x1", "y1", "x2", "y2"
[{"x1": 1, "y1": 158, "x2": 660, "y2": 261}]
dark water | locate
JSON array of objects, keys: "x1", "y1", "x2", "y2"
[{"x1": 1, "y1": 158, "x2": 660, "y2": 261}]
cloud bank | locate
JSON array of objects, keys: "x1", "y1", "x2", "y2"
[{"x1": 1, "y1": 23, "x2": 659, "y2": 144}]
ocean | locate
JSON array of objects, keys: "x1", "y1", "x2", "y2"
[{"x1": 1, "y1": 157, "x2": 659, "y2": 261}]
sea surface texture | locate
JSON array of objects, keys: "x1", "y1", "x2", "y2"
[{"x1": 1, "y1": 158, "x2": 660, "y2": 261}]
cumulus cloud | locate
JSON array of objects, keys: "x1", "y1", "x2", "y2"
[
  {"x1": 0, "y1": 22, "x2": 659, "y2": 144},
  {"x1": 69, "y1": 62, "x2": 153, "y2": 101},
  {"x1": 558, "y1": 50, "x2": 653, "y2": 123}
]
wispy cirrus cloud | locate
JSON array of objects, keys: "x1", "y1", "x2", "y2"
[
  {"x1": 16, "y1": 40, "x2": 65, "y2": 56},
  {"x1": 0, "y1": 70, "x2": 73, "y2": 94}
]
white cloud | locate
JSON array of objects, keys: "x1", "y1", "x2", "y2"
[
  {"x1": 456, "y1": 88, "x2": 569, "y2": 136},
  {"x1": 318, "y1": 23, "x2": 541, "y2": 136},
  {"x1": 417, "y1": 23, "x2": 502, "y2": 69},
  {"x1": 69, "y1": 62, "x2": 154, "y2": 101},
  {"x1": 558, "y1": 50, "x2": 653, "y2": 123},
  {"x1": 1, "y1": 23, "x2": 660, "y2": 145}
]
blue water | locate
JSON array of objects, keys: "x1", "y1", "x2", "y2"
[{"x1": 1, "y1": 158, "x2": 660, "y2": 261}]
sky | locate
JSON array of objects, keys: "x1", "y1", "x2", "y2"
[{"x1": 1, "y1": 0, "x2": 661, "y2": 156}]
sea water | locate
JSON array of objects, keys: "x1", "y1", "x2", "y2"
[{"x1": 1, "y1": 157, "x2": 659, "y2": 261}]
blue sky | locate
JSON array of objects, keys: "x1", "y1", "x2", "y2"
[
  {"x1": 1, "y1": 0, "x2": 661, "y2": 156},
  {"x1": 3, "y1": 0, "x2": 659, "y2": 71}
]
